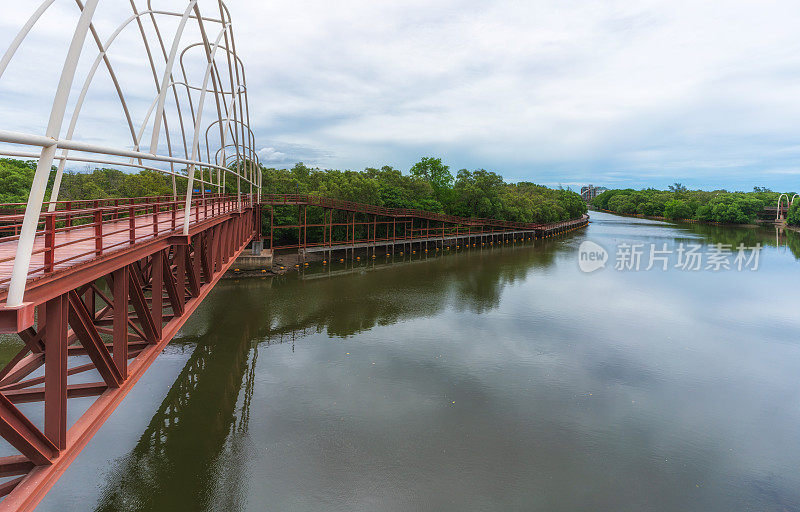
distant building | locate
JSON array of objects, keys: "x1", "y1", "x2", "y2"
[{"x1": 580, "y1": 185, "x2": 607, "y2": 202}]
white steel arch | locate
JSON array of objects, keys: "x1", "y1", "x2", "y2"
[
  {"x1": 0, "y1": 0, "x2": 261, "y2": 307},
  {"x1": 777, "y1": 194, "x2": 790, "y2": 221}
]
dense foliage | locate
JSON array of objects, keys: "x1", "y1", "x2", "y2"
[
  {"x1": 262, "y1": 159, "x2": 586, "y2": 223},
  {"x1": 0, "y1": 158, "x2": 186, "y2": 203},
  {"x1": 2, "y1": 157, "x2": 585, "y2": 222},
  {"x1": 1, "y1": 157, "x2": 586, "y2": 247},
  {"x1": 789, "y1": 201, "x2": 800, "y2": 227},
  {"x1": 260, "y1": 159, "x2": 586, "y2": 245},
  {"x1": 592, "y1": 184, "x2": 793, "y2": 225},
  {"x1": 0, "y1": 159, "x2": 38, "y2": 203}
]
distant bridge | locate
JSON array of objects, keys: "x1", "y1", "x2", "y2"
[{"x1": 262, "y1": 193, "x2": 588, "y2": 261}]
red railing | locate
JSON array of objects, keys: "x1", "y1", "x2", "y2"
[{"x1": 0, "y1": 194, "x2": 255, "y2": 286}]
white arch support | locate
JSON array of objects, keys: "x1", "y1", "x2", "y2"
[
  {"x1": 0, "y1": 0, "x2": 262, "y2": 306},
  {"x1": 777, "y1": 194, "x2": 790, "y2": 221}
]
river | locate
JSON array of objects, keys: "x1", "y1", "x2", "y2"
[{"x1": 30, "y1": 211, "x2": 800, "y2": 511}]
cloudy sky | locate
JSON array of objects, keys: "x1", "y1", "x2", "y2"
[{"x1": 3, "y1": 0, "x2": 800, "y2": 191}]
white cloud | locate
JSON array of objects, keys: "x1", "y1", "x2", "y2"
[{"x1": 257, "y1": 147, "x2": 289, "y2": 164}]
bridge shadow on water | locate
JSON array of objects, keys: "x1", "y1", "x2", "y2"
[{"x1": 90, "y1": 242, "x2": 563, "y2": 511}]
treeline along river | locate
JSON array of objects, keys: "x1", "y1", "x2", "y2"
[{"x1": 9, "y1": 211, "x2": 800, "y2": 511}]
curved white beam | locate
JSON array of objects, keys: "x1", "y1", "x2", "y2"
[{"x1": 7, "y1": 0, "x2": 101, "y2": 307}]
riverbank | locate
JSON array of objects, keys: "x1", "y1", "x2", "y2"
[{"x1": 590, "y1": 207, "x2": 792, "y2": 230}]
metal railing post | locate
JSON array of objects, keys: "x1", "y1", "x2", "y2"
[
  {"x1": 129, "y1": 205, "x2": 135, "y2": 245},
  {"x1": 94, "y1": 208, "x2": 102, "y2": 256},
  {"x1": 44, "y1": 212, "x2": 56, "y2": 272},
  {"x1": 152, "y1": 206, "x2": 158, "y2": 237}
]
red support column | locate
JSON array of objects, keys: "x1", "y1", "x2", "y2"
[
  {"x1": 217, "y1": 223, "x2": 225, "y2": 267},
  {"x1": 303, "y1": 205, "x2": 307, "y2": 263},
  {"x1": 112, "y1": 266, "x2": 128, "y2": 379},
  {"x1": 44, "y1": 294, "x2": 67, "y2": 451},
  {"x1": 84, "y1": 285, "x2": 95, "y2": 323},
  {"x1": 190, "y1": 236, "x2": 203, "y2": 292},
  {"x1": 151, "y1": 251, "x2": 163, "y2": 341},
  {"x1": 297, "y1": 205, "x2": 302, "y2": 260},
  {"x1": 221, "y1": 221, "x2": 229, "y2": 263},
  {"x1": 175, "y1": 245, "x2": 187, "y2": 309}
]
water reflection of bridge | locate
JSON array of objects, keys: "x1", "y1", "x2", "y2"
[{"x1": 94, "y1": 284, "x2": 261, "y2": 512}]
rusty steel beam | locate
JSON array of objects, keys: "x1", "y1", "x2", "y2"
[
  {"x1": 0, "y1": 394, "x2": 57, "y2": 466},
  {"x1": 0, "y1": 456, "x2": 34, "y2": 478},
  {"x1": 44, "y1": 294, "x2": 68, "y2": 450},
  {"x1": 112, "y1": 266, "x2": 128, "y2": 379},
  {"x1": 67, "y1": 291, "x2": 123, "y2": 388}
]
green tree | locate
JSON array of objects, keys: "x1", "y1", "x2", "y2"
[
  {"x1": 663, "y1": 199, "x2": 692, "y2": 219},
  {"x1": 0, "y1": 158, "x2": 37, "y2": 203},
  {"x1": 788, "y1": 201, "x2": 800, "y2": 226},
  {"x1": 409, "y1": 157, "x2": 453, "y2": 206}
]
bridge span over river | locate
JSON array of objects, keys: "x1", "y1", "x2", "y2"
[{"x1": 0, "y1": 1, "x2": 586, "y2": 509}]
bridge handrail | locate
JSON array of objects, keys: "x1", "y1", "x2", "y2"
[{"x1": 0, "y1": 194, "x2": 255, "y2": 286}]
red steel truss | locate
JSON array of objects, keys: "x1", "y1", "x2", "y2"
[{"x1": 0, "y1": 195, "x2": 259, "y2": 511}]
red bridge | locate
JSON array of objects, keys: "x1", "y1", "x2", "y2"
[
  {"x1": 0, "y1": 195, "x2": 259, "y2": 510},
  {"x1": 0, "y1": 2, "x2": 587, "y2": 509}
]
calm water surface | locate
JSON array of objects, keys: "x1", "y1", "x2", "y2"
[{"x1": 32, "y1": 211, "x2": 800, "y2": 511}]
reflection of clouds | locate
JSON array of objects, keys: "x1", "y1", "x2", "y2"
[{"x1": 233, "y1": 214, "x2": 800, "y2": 510}]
